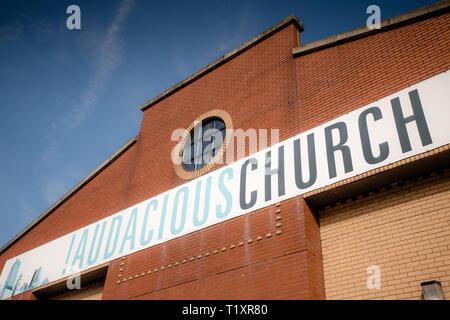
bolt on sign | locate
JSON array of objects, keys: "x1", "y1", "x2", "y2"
[{"x1": 1, "y1": 71, "x2": 449, "y2": 299}]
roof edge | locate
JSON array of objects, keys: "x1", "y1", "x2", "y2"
[
  {"x1": 292, "y1": 0, "x2": 450, "y2": 57},
  {"x1": 140, "y1": 14, "x2": 304, "y2": 112},
  {"x1": 0, "y1": 136, "x2": 138, "y2": 255}
]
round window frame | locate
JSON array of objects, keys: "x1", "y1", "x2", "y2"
[{"x1": 173, "y1": 109, "x2": 233, "y2": 180}]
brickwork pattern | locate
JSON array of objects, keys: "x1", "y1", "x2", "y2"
[
  {"x1": 103, "y1": 196, "x2": 323, "y2": 300},
  {"x1": 0, "y1": 22, "x2": 300, "y2": 263},
  {"x1": 295, "y1": 13, "x2": 450, "y2": 132},
  {"x1": 1, "y1": 11, "x2": 449, "y2": 300},
  {"x1": 320, "y1": 169, "x2": 450, "y2": 299},
  {"x1": 3, "y1": 24, "x2": 324, "y2": 300}
]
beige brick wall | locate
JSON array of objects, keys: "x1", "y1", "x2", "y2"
[{"x1": 319, "y1": 168, "x2": 450, "y2": 300}]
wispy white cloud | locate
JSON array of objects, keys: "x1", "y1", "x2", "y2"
[
  {"x1": 211, "y1": 7, "x2": 256, "y2": 58},
  {"x1": 172, "y1": 7, "x2": 257, "y2": 81},
  {"x1": 0, "y1": 22, "x2": 23, "y2": 46},
  {"x1": 41, "y1": 0, "x2": 135, "y2": 203},
  {"x1": 30, "y1": 18, "x2": 55, "y2": 38},
  {"x1": 42, "y1": 175, "x2": 70, "y2": 205},
  {"x1": 62, "y1": 0, "x2": 134, "y2": 131},
  {"x1": 17, "y1": 199, "x2": 35, "y2": 226}
]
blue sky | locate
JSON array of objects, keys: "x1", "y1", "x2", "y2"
[{"x1": 0, "y1": 0, "x2": 438, "y2": 248}]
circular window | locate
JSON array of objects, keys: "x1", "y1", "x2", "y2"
[
  {"x1": 181, "y1": 117, "x2": 226, "y2": 172},
  {"x1": 173, "y1": 109, "x2": 233, "y2": 180}
]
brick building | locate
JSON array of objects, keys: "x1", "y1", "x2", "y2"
[{"x1": 0, "y1": 1, "x2": 449, "y2": 300}]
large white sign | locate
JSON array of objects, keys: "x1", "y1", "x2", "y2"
[{"x1": 1, "y1": 71, "x2": 449, "y2": 299}]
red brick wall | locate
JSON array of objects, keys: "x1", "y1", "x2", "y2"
[
  {"x1": 134, "y1": 23, "x2": 301, "y2": 198},
  {"x1": 4, "y1": 23, "x2": 321, "y2": 300},
  {"x1": 100, "y1": 22, "x2": 324, "y2": 299},
  {"x1": 103, "y1": 196, "x2": 322, "y2": 299},
  {"x1": 295, "y1": 12, "x2": 450, "y2": 132},
  {"x1": 3, "y1": 10, "x2": 449, "y2": 300}
]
